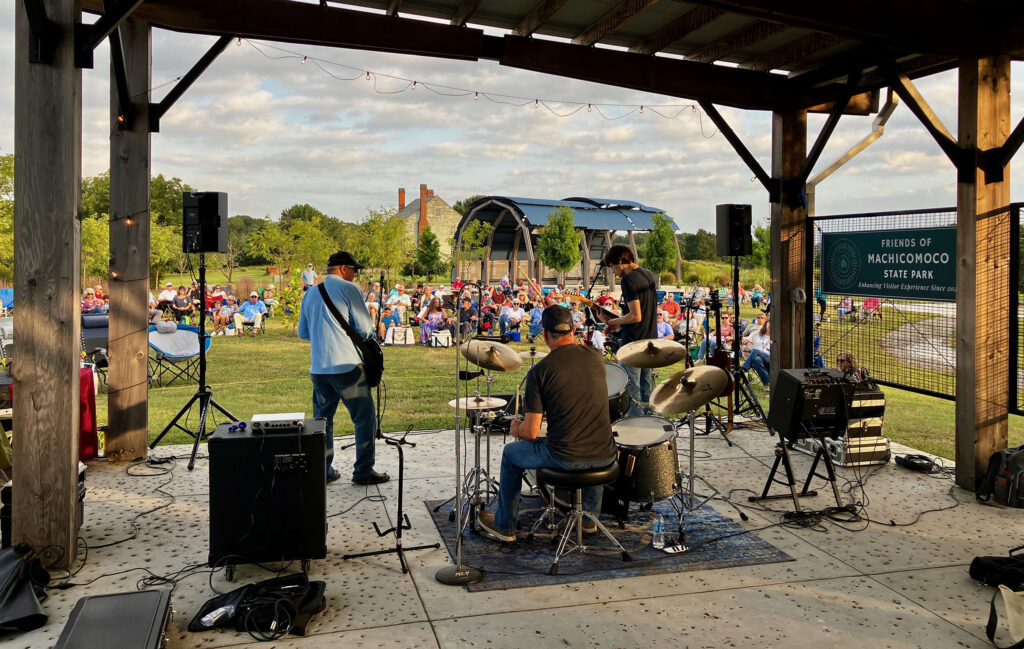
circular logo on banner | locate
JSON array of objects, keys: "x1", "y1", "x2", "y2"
[{"x1": 827, "y1": 238, "x2": 860, "y2": 291}]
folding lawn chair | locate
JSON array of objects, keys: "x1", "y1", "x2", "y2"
[
  {"x1": 148, "y1": 322, "x2": 211, "y2": 386},
  {"x1": 81, "y1": 313, "x2": 109, "y2": 385},
  {"x1": 0, "y1": 289, "x2": 12, "y2": 316}
]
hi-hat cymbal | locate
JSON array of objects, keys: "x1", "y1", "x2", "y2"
[
  {"x1": 519, "y1": 350, "x2": 547, "y2": 359},
  {"x1": 651, "y1": 366, "x2": 729, "y2": 414},
  {"x1": 448, "y1": 396, "x2": 508, "y2": 410},
  {"x1": 460, "y1": 340, "x2": 523, "y2": 372},
  {"x1": 616, "y1": 338, "x2": 687, "y2": 368}
]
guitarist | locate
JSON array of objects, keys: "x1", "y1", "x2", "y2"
[
  {"x1": 599, "y1": 245, "x2": 659, "y2": 416},
  {"x1": 298, "y1": 251, "x2": 390, "y2": 486}
]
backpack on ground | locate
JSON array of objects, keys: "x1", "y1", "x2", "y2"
[{"x1": 977, "y1": 445, "x2": 1024, "y2": 507}]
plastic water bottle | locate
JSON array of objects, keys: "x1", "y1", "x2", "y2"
[{"x1": 652, "y1": 514, "x2": 665, "y2": 549}]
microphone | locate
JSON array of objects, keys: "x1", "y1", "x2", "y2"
[{"x1": 379, "y1": 272, "x2": 385, "y2": 292}]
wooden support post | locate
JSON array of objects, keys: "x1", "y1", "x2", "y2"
[
  {"x1": 14, "y1": 0, "x2": 82, "y2": 569},
  {"x1": 106, "y1": 17, "x2": 151, "y2": 461},
  {"x1": 673, "y1": 232, "x2": 683, "y2": 282},
  {"x1": 605, "y1": 230, "x2": 614, "y2": 286},
  {"x1": 769, "y1": 109, "x2": 808, "y2": 385},
  {"x1": 580, "y1": 230, "x2": 591, "y2": 287},
  {"x1": 955, "y1": 55, "x2": 1011, "y2": 490},
  {"x1": 627, "y1": 231, "x2": 638, "y2": 260}
]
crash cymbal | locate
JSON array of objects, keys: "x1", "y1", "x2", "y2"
[
  {"x1": 460, "y1": 340, "x2": 523, "y2": 372},
  {"x1": 519, "y1": 350, "x2": 547, "y2": 359},
  {"x1": 448, "y1": 396, "x2": 508, "y2": 410},
  {"x1": 651, "y1": 366, "x2": 729, "y2": 415},
  {"x1": 616, "y1": 338, "x2": 687, "y2": 368}
]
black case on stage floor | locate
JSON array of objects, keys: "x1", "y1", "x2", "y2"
[
  {"x1": 208, "y1": 419, "x2": 327, "y2": 568},
  {"x1": 54, "y1": 589, "x2": 172, "y2": 649}
]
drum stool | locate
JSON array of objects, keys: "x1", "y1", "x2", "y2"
[{"x1": 527, "y1": 463, "x2": 632, "y2": 575}]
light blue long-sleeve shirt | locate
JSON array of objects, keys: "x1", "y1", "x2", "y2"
[{"x1": 297, "y1": 274, "x2": 374, "y2": 374}]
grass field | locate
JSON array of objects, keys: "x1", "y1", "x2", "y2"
[{"x1": 95, "y1": 316, "x2": 1023, "y2": 460}]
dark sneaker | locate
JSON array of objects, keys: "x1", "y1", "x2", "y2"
[
  {"x1": 326, "y1": 472, "x2": 341, "y2": 484},
  {"x1": 352, "y1": 470, "x2": 390, "y2": 485},
  {"x1": 477, "y1": 511, "x2": 515, "y2": 543}
]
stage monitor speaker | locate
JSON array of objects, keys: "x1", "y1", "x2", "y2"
[
  {"x1": 716, "y1": 204, "x2": 752, "y2": 257},
  {"x1": 766, "y1": 368, "x2": 854, "y2": 441},
  {"x1": 182, "y1": 191, "x2": 228, "y2": 254},
  {"x1": 208, "y1": 419, "x2": 327, "y2": 568}
]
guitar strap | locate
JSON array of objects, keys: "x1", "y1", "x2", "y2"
[{"x1": 318, "y1": 283, "x2": 367, "y2": 353}]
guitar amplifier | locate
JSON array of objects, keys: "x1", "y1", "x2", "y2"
[
  {"x1": 55, "y1": 589, "x2": 172, "y2": 649},
  {"x1": 792, "y1": 384, "x2": 890, "y2": 466},
  {"x1": 208, "y1": 419, "x2": 327, "y2": 569}
]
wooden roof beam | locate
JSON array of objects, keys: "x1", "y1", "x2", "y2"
[
  {"x1": 451, "y1": 0, "x2": 483, "y2": 27},
  {"x1": 385, "y1": 0, "x2": 401, "y2": 17},
  {"x1": 513, "y1": 0, "x2": 569, "y2": 37},
  {"x1": 572, "y1": 0, "x2": 661, "y2": 47},
  {"x1": 629, "y1": 6, "x2": 722, "y2": 55},
  {"x1": 685, "y1": 20, "x2": 785, "y2": 64},
  {"x1": 683, "y1": 0, "x2": 1024, "y2": 58},
  {"x1": 740, "y1": 33, "x2": 841, "y2": 72}
]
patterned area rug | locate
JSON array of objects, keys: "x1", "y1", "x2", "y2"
[{"x1": 425, "y1": 497, "x2": 792, "y2": 591}]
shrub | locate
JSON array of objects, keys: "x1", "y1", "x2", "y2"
[
  {"x1": 660, "y1": 271, "x2": 677, "y2": 286},
  {"x1": 686, "y1": 271, "x2": 701, "y2": 284}
]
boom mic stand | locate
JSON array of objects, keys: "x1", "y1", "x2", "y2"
[
  {"x1": 731, "y1": 255, "x2": 768, "y2": 427},
  {"x1": 149, "y1": 253, "x2": 236, "y2": 470}
]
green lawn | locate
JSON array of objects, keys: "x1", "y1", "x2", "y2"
[{"x1": 96, "y1": 317, "x2": 1023, "y2": 460}]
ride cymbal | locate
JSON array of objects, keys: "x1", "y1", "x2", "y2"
[
  {"x1": 460, "y1": 340, "x2": 523, "y2": 372},
  {"x1": 448, "y1": 396, "x2": 508, "y2": 410},
  {"x1": 519, "y1": 350, "x2": 547, "y2": 359},
  {"x1": 617, "y1": 338, "x2": 687, "y2": 368},
  {"x1": 650, "y1": 366, "x2": 729, "y2": 414}
]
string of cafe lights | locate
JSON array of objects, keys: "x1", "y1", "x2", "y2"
[{"x1": 242, "y1": 39, "x2": 720, "y2": 135}]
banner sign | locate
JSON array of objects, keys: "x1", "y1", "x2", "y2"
[{"x1": 821, "y1": 226, "x2": 956, "y2": 302}]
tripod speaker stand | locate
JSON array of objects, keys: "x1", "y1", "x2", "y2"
[{"x1": 149, "y1": 253, "x2": 236, "y2": 470}]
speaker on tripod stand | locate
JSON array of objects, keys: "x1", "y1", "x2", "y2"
[{"x1": 715, "y1": 204, "x2": 766, "y2": 425}]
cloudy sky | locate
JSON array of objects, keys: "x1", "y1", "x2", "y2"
[{"x1": 2, "y1": 3, "x2": 1023, "y2": 233}]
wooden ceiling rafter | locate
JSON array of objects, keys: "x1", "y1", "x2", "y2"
[
  {"x1": 571, "y1": 0, "x2": 661, "y2": 47},
  {"x1": 683, "y1": 19, "x2": 786, "y2": 64},
  {"x1": 739, "y1": 32, "x2": 841, "y2": 72},
  {"x1": 512, "y1": 0, "x2": 570, "y2": 37},
  {"x1": 628, "y1": 6, "x2": 723, "y2": 55},
  {"x1": 450, "y1": 0, "x2": 483, "y2": 27}
]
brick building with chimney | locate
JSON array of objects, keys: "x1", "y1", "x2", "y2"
[{"x1": 397, "y1": 184, "x2": 462, "y2": 259}]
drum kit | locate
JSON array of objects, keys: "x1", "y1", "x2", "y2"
[{"x1": 435, "y1": 332, "x2": 745, "y2": 586}]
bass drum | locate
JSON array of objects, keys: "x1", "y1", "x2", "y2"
[
  {"x1": 605, "y1": 363, "x2": 632, "y2": 422},
  {"x1": 611, "y1": 416, "x2": 679, "y2": 503}
]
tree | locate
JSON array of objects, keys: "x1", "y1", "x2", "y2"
[
  {"x1": 452, "y1": 194, "x2": 486, "y2": 216},
  {"x1": 149, "y1": 174, "x2": 194, "y2": 227},
  {"x1": 80, "y1": 217, "x2": 110, "y2": 281},
  {"x1": 415, "y1": 225, "x2": 443, "y2": 279},
  {"x1": 750, "y1": 225, "x2": 771, "y2": 269},
  {"x1": 0, "y1": 154, "x2": 13, "y2": 280},
  {"x1": 535, "y1": 204, "x2": 582, "y2": 283},
  {"x1": 245, "y1": 221, "x2": 290, "y2": 281},
  {"x1": 643, "y1": 213, "x2": 677, "y2": 282},
  {"x1": 350, "y1": 207, "x2": 409, "y2": 284},
  {"x1": 279, "y1": 203, "x2": 327, "y2": 228},
  {"x1": 449, "y1": 219, "x2": 493, "y2": 278},
  {"x1": 289, "y1": 216, "x2": 336, "y2": 272},
  {"x1": 681, "y1": 228, "x2": 717, "y2": 260},
  {"x1": 149, "y1": 223, "x2": 180, "y2": 287}
]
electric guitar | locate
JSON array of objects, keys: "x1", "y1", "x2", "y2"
[{"x1": 563, "y1": 290, "x2": 619, "y2": 323}]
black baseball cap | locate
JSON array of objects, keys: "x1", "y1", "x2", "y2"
[
  {"x1": 327, "y1": 251, "x2": 364, "y2": 270},
  {"x1": 541, "y1": 305, "x2": 573, "y2": 334}
]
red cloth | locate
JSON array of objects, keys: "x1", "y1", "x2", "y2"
[{"x1": 79, "y1": 368, "x2": 98, "y2": 461}]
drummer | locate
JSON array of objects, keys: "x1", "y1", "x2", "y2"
[{"x1": 477, "y1": 306, "x2": 617, "y2": 544}]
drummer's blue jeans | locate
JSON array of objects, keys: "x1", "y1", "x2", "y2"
[
  {"x1": 492, "y1": 438, "x2": 615, "y2": 533},
  {"x1": 621, "y1": 361, "x2": 654, "y2": 416}
]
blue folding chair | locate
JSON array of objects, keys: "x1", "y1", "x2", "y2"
[{"x1": 148, "y1": 323, "x2": 212, "y2": 386}]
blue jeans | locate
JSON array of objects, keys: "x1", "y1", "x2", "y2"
[
  {"x1": 311, "y1": 368, "x2": 377, "y2": 479},
  {"x1": 493, "y1": 437, "x2": 615, "y2": 532},
  {"x1": 743, "y1": 348, "x2": 770, "y2": 385},
  {"x1": 620, "y1": 360, "x2": 653, "y2": 416},
  {"x1": 499, "y1": 314, "x2": 521, "y2": 335}
]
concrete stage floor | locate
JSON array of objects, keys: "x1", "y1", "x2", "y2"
[{"x1": 12, "y1": 421, "x2": 1019, "y2": 648}]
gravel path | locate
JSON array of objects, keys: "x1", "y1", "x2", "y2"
[{"x1": 881, "y1": 314, "x2": 957, "y2": 374}]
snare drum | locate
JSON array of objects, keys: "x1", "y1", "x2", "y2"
[
  {"x1": 612, "y1": 416, "x2": 678, "y2": 503},
  {"x1": 605, "y1": 363, "x2": 632, "y2": 421}
]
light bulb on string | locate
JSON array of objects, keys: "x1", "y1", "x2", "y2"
[
  {"x1": 474, "y1": 91, "x2": 479, "y2": 100},
  {"x1": 411, "y1": 81, "x2": 417, "y2": 89},
  {"x1": 125, "y1": 217, "x2": 134, "y2": 226},
  {"x1": 301, "y1": 56, "x2": 307, "y2": 64},
  {"x1": 365, "y1": 71, "x2": 371, "y2": 80},
  {"x1": 236, "y1": 38, "x2": 242, "y2": 46},
  {"x1": 639, "y1": 105, "x2": 644, "y2": 114},
  {"x1": 587, "y1": 104, "x2": 592, "y2": 112},
  {"x1": 534, "y1": 99, "x2": 539, "y2": 108}
]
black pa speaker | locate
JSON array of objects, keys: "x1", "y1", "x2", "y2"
[
  {"x1": 716, "y1": 204, "x2": 752, "y2": 257},
  {"x1": 766, "y1": 368, "x2": 854, "y2": 441},
  {"x1": 208, "y1": 419, "x2": 327, "y2": 568},
  {"x1": 182, "y1": 191, "x2": 228, "y2": 254}
]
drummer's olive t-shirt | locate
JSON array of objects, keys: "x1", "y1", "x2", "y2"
[{"x1": 524, "y1": 344, "x2": 616, "y2": 463}]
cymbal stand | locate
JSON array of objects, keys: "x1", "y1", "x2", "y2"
[
  {"x1": 435, "y1": 318, "x2": 483, "y2": 586},
  {"x1": 668, "y1": 409, "x2": 748, "y2": 543}
]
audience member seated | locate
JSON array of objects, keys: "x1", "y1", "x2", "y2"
[
  {"x1": 675, "y1": 307, "x2": 703, "y2": 344},
  {"x1": 741, "y1": 318, "x2": 771, "y2": 388},
  {"x1": 261, "y1": 285, "x2": 277, "y2": 316},
  {"x1": 378, "y1": 305, "x2": 402, "y2": 340},
  {"x1": 418, "y1": 297, "x2": 450, "y2": 347},
  {"x1": 212, "y1": 295, "x2": 237, "y2": 335},
  {"x1": 171, "y1": 286, "x2": 195, "y2": 323},
  {"x1": 233, "y1": 291, "x2": 267, "y2": 336},
  {"x1": 527, "y1": 302, "x2": 544, "y2": 342},
  {"x1": 81, "y1": 288, "x2": 104, "y2": 314},
  {"x1": 861, "y1": 296, "x2": 882, "y2": 320},
  {"x1": 365, "y1": 292, "x2": 381, "y2": 323},
  {"x1": 452, "y1": 277, "x2": 464, "y2": 292},
  {"x1": 499, "y1": 301, "x2": 525, "y2": 335},
  {"x1": 156, "y1": 281, "x2": 176, "y2": 313},
  {"x1": 458, "y1": 296, "x2": 478, "y2": 342},
  {"x1": 837, "y1": 295, "x2": 855, "y2": 321},
  {"x1": 656, "y1": 311, "x2": 674, "y2": 340},
  {"x1": 148, "y1": 292, "x2": 162, "y2": 324},
  {"x1": 596, "y1": 288, "x2": 617, "y2": 310},
  {"x1": 479, "y1": 298, "x2": 499, "y2": 333},
  {"x1": 699, "y1": 312, "x2": 734, "y2": 358},
  {"x1": 744, "y1": 311, "x2": 767, "y2": 337},
  {"x1": 387, "y1": 284, "x2": 412, "y2": 322},
  {"x1": 660, "y1": 292, "x2": 681, "y2": 322},
  {"x1": 569, "y1": 300, "x2": 585, "y2": 332}
]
